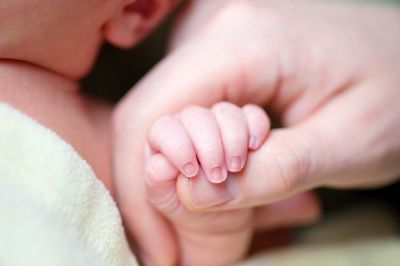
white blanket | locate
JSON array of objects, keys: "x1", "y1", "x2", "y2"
[{"x1": 0, "y1": 103, "x2": 137, "y2": 266}]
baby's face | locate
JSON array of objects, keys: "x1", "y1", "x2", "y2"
[{"x1": 0, "y1": 0, "x2": 175, "y2": 79}]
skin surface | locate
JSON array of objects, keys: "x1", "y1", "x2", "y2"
[
  {"x1": 113, "y1": 0, "x2": 400, "y2": 264},
  {"x1": 145, "y1": 102, "x2": 270, "y2": 265},
  {"x1": 0, "y1": 0, "x2": 320, "y2": 265},
  {"x1": 0, "y1": 0, "x2": 175, "y2": 79},
  {"x1": 0, "y1": 0, "x2": 182, "y2": 261},
  {"x1": 148, "y1": 103, "x2": 270, "y2": 183},
  {"x1": 0, "y1": 61, "x2": 114, "y2": 192},
  {"x1": 0, "y1": 0, "x2": 176, "y2": 190}
]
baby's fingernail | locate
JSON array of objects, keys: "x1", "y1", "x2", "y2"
[
  {"x1": 183, "y1": 162, "x2": 198, "y2": 177},
  {"x1": 230, "y1": 156, "x2": 242, "y2": 172},
  {"x1": 210, "y1": 167, "x2": 227, "y2": 183},
  {"x1": 249, "y1": 135, "x2": 258, "y2": 149}
]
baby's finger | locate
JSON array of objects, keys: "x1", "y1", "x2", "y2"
[
  {"x1": 180, "y1": 106, "x2": 227, "y2": 183},
  {"x1": 148, "y1": 115, "x2": 199, "y2": 177},
  {"x1": 242, "y1": 104, "x2": 270, "y2": 150},
  {"x1": 145, "y1": 153, "x2": 180, "y2": 214},
  {"x1": 212, "y1": 102, "x2": 248, "y2": 173}
]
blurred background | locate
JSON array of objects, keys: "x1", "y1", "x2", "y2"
[{"x1": 81, "y1": 10, "x2": 173, "y2": 102}]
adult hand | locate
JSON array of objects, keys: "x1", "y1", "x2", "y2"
[{"x1": 113, "y1": 0, "x2": 400, "y2": 263}]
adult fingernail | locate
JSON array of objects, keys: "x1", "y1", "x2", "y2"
[
  {"x1": 249, "y1": 135, "x2": 258, "y2": 149},
  {"x1": 183, "y1": 162, "x2": 198, "y2": 177},
  {"x1": 230, "y1": 156, "x2": 242, "y2": 172},
  {"x1": 210, "y1": 167, "x2": 227, "y2": 183}
]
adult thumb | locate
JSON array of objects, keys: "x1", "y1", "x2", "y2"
[
  {"x1": 177, "y1": 110, "x2": 343, "y2": 211},
  {"x1": 177, "y1": 83, "x2": 397, "y2": 211}
]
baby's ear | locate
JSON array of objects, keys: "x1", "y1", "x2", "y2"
[{"x1": 103, "y1": 0, "x2": 176, "y2": 48}]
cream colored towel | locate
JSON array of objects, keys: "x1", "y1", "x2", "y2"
[{"x1": 0, "y1": 103, "x2": 137, "y2": 266}]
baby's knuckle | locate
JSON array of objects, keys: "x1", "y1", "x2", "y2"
[
  {"x1": 242, "y1": 103, "x2": 261, "y2": 113},
  {"x1": 212, "y1": 101, "x2": 233, "y2": 111},
  {"x1": 149, "y1": 115, "x2": 175, "y2": 141},
  {"x1": 213, "y1": 102, "x2": 240, "y2": 114},
  {"x1": 224, "y1": 131, "x2": 246, "y2": 145},
  {"x1": 215, "y1": 103, "x2": 245, "y2": 119},
  {"x1": 145, "y1": 158, "x2": 161, "y2": 184},
  {"x1": 152, "y1": 115, "x2": 175, "y2": 130},
  {"x1": 244, "y1": 105, "x2": 270, "y2": 126},
  {"x1": 259, "y1": 115, "x2": 270, "y2": 131},
  {"x1": 199, "y1": 140, "x2": 220, "y2": 153},
  {"x1": 169, "y1": 139, "x2": 189, "y2": 151},
  {"x1": 181, "y1": 106, "x2": 210, "y2": 125},
  {"x1": 181, "y1": 105, "x2": 206, "y2": 116}
]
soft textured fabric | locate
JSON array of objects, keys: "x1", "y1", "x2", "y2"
[{"x1": 0, "y1": 103, "x2": 137, "y2": 266}]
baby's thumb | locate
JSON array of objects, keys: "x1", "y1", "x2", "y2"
[{"x1": 145, "y1": 153, "x2": 181, "y2": 214}]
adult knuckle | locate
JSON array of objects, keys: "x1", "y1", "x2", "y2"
[{"x1": 269, "y1": 134, "x2": 311, "y2": 193}]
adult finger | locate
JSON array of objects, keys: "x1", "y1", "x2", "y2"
[
  {"x1": 254, "y1": 192, "x2": 321, "y2": 231},
  {"x1": 177, "y1": 83, "x2": 393, "y2": 211},
  {"x1": 113, "y1": 4, "x2": 280, "y2": 263},
  {"x1": 177, "y1": 123, "x2": 326, "y2": 211}
]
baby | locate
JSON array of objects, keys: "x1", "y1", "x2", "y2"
[
  {"x1": 0, "y1": 0, "x2": 174, "y2": 189},
  {"x1": 0, "y1": 0, "x2": 267, "y2": 264}
]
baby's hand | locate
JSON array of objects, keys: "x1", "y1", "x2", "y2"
[
  {"x1": 144, "y1": 102, "x2": 270, "y2": 265},
  {"x1": 147, "y1": 102, "x2": 270, "y2": 183}
]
